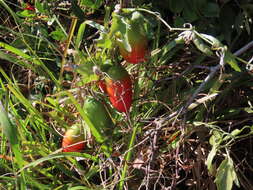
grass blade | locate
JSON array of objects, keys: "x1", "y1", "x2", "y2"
[{"x1": 0, "y1": 42, "x2": 60, "y2": 88}]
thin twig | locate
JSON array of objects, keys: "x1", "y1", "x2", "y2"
[
  {"x1": 233, "y1": 40, "x2": 253, "y2": 56},
  {"x1": 161, "y1": 39, "x2": 253, "y2": 122},
  {"x1": 181, "y1": 51, "x2": 225, "y2": 113}
]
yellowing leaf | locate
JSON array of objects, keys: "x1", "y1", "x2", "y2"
[
  {"x1": 215, "y1": 155, "x2": 240, "y2": 190},
  {"x1": 206, "y1": 144, "x2": 218, "y2": 171}
]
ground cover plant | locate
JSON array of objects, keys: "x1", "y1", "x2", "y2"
[{"x1": 0, "y1": 0, "x2": 253, "y2": 189}]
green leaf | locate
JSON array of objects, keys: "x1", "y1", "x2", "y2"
[
  {"x1": 0, "y1": 101, "x2": 18, "y2": 146},
  {"x1": 194, "y1": 0, "x2": 207, "y2": 10},
  {"x1": 16, "y1": 10, "x2": 35, "y2": 18},
  {"x1": 192, "y1": 34, "x2": 213, "y2": 56},
  {"x1": 209, "y1": 130, "x2": 223, "y2": 146},
  {"x1": 75, "y1": 20, "x2": 106, "y2": 49},
  {"x1": 79, "y1": 74, "x2": 99, "y2": 85},
  {"x1": 120, "y1": 36, "x2": 132, "y2": 52},
  {"x1": 158, "y1": 36, "x2": 184, "y2": 58},
  {"x1": 80, "y1": 0, "x2": 103, "y2": 9},
  {"x1": 75, "y1": 22, "x2": 87, "y2": 49},
  {"x1": 168, "y1": 0, "x2": 184, "y2": 13},
  {"x1": 206, "y1": 144, "x2": 218, "y2": 172},
  {"x1": 35, "y1": 1, "x2": 45, "y2": 13},
  {"x1": 224, "y1": 51, "x2": 241, "y2": 72},
  {"x1": 223, "y1": 128, "x2": 243, "y2": 141},
  {"x1": 183, "y1": 6, "x2": 199, "y2": 22},
  {"x1": 96, "y1": 33, "x2": 112, "y2": 49},
  {"x1": 109, "y1": 14, "x2": 131, "y2": 51},
  {"x1": 215, "y1": 156, "x2": 240, "y2": 190},
  {"x1": 0, "y1": 98, "x2": 25, "y2": 175},
  {"x1": 109, "y1": 14, "x2": 127, "y2": 35},
  {"x1": 203, "y1": 2, "x2": 220, "y2": 17},
  {"x1": 85, "y1": 20, "x2": 106, "y2": 33},
  {"x1": 75, "y1": 61, "x2": 95, "y2": 76},
  {"x1": 173, "y1": 16, "x2": 185, "y2": 27},
  {"x1": 76, "y1": 60, "x2": 99, "y2": 84},
  {"x1": 49, "y1": 27, "x2": 66, "y2": 41}
]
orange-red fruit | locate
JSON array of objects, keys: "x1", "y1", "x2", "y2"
[
  {"x1": 116, "y1": 11, "x2": 149, "y2": 64},
  {"x1": 118, "y1": 36, "x2": 148, "y2": 64},
  {"x1": 106, "y1": 76, "x2": 132, "y2": 113},
  {"x1": 62, "y1": 125, "x2": 85, "y2": 152},
  {"x1": 62, "y1": 138, "x2": 85, "y2": 152},
  {"x1": 105, "y1": 65, "x2": 132, "y2": 113},
  {"x1": 98, "y1": 80, "x2": 107, "y2": 93},
  {"x1": 24, "y1": 3, "x2": 35, "y2": 11}
]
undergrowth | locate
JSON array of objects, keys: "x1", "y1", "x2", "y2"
[{"x1": 0, "y1": 0, "x2": 253, "y2": 190}]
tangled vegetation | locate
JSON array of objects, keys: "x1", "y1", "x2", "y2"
[{"x1": 0, "y1": 0, "x2": 253, "y2": 189}]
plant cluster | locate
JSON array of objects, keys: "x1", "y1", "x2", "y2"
[{"x1": 0, "y1": 1, "x2": 253, "y2": 190}]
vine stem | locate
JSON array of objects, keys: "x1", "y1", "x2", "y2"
[
  {"x1": 118, "y1": 124, "x2": 139, "y2": 190},
  {"x1": 136, "y1": 8, "x2": 172, "y2": 31},
  {"x1": 136, "y1": 8, "x2": 193, "y2": 32}
]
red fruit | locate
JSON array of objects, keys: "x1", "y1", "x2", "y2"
[
  {"x1": 116, "y1": 11, "x2": 149, "y2": 64},
  {"x1": 62, "y1": 125, "x2": 85, "y2": 152},
  {"x1": 118, "y1": 35, "x2": 148, "y2": 64},
  {"x1": 62, "y1": 138, "x2": 85, "y2": 152},
  {"x1": 24, "y1": 3, "x2": 35, "y2": 11},
  {"x1": 98, "y1": 80, "x2": 107, "y2": 93},
  {"x1": 105, "y1": 65, "x2": 132, "y2": 113}
]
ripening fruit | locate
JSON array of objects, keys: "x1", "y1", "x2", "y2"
[
  {"x1": 116, "y1": 11, "x2": 149, "y2": 64},
  {"x1": 62, "y1": 124, "x2": 85, "y2": 152},
  {"x1": 24, "y1": 3, "x2": 35, "y2": 11},
  {"x1": 117, "y1": 32, "x2": 148, "y2": 64},
  {"x1": 98, "y1": 80, "x2": 107, "y2": 93},
  {"x1": 104, "y1": 65, "x2": 132, "y2": 113}
]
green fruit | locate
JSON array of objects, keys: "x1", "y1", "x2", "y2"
[{"x1": 83, "y1": 97, "x2": 113, "y2": 135}]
